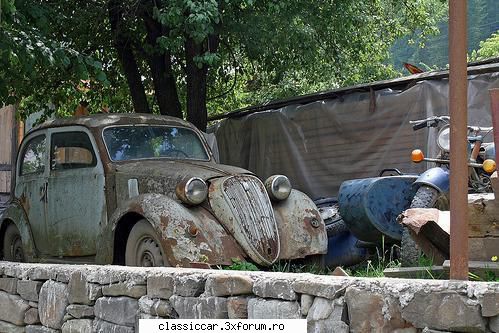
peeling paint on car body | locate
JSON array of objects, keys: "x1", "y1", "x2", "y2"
[{"x1": 1, "y1": 114, "x2": 327, "y2": 267}]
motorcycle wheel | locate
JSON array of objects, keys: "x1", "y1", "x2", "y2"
[{"x1": 401, "y1": 185, "x2": 448, "y2": 267}]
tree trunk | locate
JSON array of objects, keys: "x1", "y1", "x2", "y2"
[
  {"x1": 185, "y1": 33, "x2": 221, "y2": 131},
  {"x1": 108, "y1": 0, "x2": 151, "y2": 114},
  {"x1": 185, "y1": 38, "x2": 208, "y2": 131},
  {"x1": 141, "y1": 3, "x2": 182, "y2": 118}
]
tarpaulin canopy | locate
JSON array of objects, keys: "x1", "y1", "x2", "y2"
[{"x1": 212, "y1": 62, "x2": 499, "y2": 199}]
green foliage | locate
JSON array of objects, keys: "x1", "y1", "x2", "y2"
[
  {"x1": 468, "y1": 270, "x2": 499, "y2": 282},
  {"x1": 223, "y1": 258, "x2": 328, "y2": 274},
  {"x1": 205, "y1": 0, "x2": 447, "y2": 116},
  {"x1": 347, "y1": 259, "x2": 399, "y2": 278},
  {"x1": 470, "y1": 30, "x2": 499, "y2": 61},
  {"x1": 391, "y1": 0, "x2": 499, "y2": 72},
  {"x1": 0, "y1": 0, "x2": 132, "y2": 118},
  {"x1": 1, "y1": 0, "x2": 447, "y2": 121},
  {"x1": 224, "y1": 258, "x2": 260, "y2": 271},
  {"x1": 347, "y1": 236, "x2": 400, "y2": 278},
  {"x1": 270, "y1": 260, "x2": 327, "y2": 275}
]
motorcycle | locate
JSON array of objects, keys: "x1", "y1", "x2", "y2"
[
  {"x1": 401, "y1": 115, "x2": 496, "y2": 265},
  {"x1": 335, "y1": 115, "x2": 496, "y2": 267}
]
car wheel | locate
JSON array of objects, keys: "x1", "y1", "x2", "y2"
[
  {"x1": 3, "y1": 224, "x2": 24, "y2": 262},
  {"x1": 125, "y1": 220, "x2": 168, "y2": 267}
]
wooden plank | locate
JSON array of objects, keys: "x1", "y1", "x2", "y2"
[
  {"x1": 383, "y1": 266, "x2": 448, "y2": 279},
  {"x1": 5, "y1": 173, "x2": 10, "y2": 193},
  {"x1": 398, "y1": 208, "x2": 450, "y2": 265},
  {"x1": 0, "y1": 171, "x2": 7, "y2": 193},
  {"x1": 443, "y1": 260, "x2": 499, "y2": 280},
  {"x1": 0, "y1": 105, "x2": 14, "y2": 164}
]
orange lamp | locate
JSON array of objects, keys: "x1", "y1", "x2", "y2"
[
  {"x1": 411, "y1": 149, "x2": 425, "y2": 163},
  {"x1": 482, "y1": 159, "x2": 496, "y2": 173}
]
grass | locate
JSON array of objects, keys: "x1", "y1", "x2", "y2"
[
  {"x1": 269, "y1": 260, "x2": 328, "y2": 275},
  {"x1": 347, "y1": 236, "x2": 400, "y2": 277},
  {"x1": 222, "y1": 257, "x2": 330, "y2": 274},
  {"x1": 223, "y1": 258, "x2": 260, "y2": 271},
  {"x1": 468, "y1": 269, "x2": 499, "y2": 282},
  {"x1": 221, "y1": 238, "x2": 498, "y2": 281}
]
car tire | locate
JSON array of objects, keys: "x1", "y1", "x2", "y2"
[
  {"x1": 125, "y1": 219, "x2": 169, "y2": 267},
  {"x1": 325, "y1": 219, "x2": 349, "y2": 237},
  {"x1": 2, "y1": 224, "x2": 24, "y2": 262}
]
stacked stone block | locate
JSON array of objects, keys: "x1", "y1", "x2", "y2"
[{"x1": 0, "y1": 262, "x2": 497, "y2": 332}]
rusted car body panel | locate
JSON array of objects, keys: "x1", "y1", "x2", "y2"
[
  {"x1": 1, "y1": 114, "x2": 327, "y2": 267},
  {"x1": 273, "y1": 190, "x2": 327, "y2": 259},
  {"x1": 1, "y1": 200, "x2": 37, "y2": 259},
  {"x1": 107, "y1": 194, "x2": 246, "y2": 266}
]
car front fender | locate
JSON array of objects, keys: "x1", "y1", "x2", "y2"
[
  {"x1": 273, "y1": 189, "x2": 328, "y2": 259},
  {"x1": 108, "y1": 193, "x2": 246, "y2": 267},
  {"x1": 0, "y1": 200, "x2": 38, "y2": 261}
]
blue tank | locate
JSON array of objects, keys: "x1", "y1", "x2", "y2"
[
  {"x1": 325, "y1": 231, "x2": 368, "y2": 268},
  {"x1": 338, "y1": 175, "x2": 418, "y2": 243}
]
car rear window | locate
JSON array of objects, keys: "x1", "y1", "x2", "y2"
[{"x1": 20, "y1": 135, "x2": 46, "y2": 176}]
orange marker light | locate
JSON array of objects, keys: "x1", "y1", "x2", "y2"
[
  {"x1": 411, "y1": 149, "x2": 425, "y2": 163},
  {"x1": 482, "y1": 159, "x2": 496, "y2": 173}
]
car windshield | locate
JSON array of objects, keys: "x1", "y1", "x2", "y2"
[{"x1": 103, "y1": 126, "x2": 210, "y2": 161}]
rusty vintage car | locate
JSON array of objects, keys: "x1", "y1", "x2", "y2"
[{"x1": 0, "y1": 114, "x2": 327, "y2": 267}]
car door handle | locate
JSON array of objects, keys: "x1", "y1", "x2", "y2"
[{"x1": 40, "y1": 183, "x2": 48, "y2": 203}]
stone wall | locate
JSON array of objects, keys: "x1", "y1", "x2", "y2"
[{"x1": 0, "y1": 261, "x2": 498, "y2": 333}]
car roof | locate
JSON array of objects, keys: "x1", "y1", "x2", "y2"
[{"x1": 30, "y1": 113, "x2": 196, "y2": 133}]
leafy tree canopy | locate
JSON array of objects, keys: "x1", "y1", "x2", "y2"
[
  {"x1": 0, "y1": 0, "x2": 111, "y2": 121},
  {"x1": 471, "y1": 30, "x2": 499, "y2": 61},
  {"x1": 1, "y1": 0, "x2": 446, "y2": 130}
]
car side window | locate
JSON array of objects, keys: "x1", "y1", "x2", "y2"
[
  {"x1": 20, "y1": 135, "x2": 47, "y2": 176},
  {"x1": 50, "y1": 132, "x2": 97, "y2": 170}
]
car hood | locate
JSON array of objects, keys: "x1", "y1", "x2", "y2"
[{"x1": 113, "y1": 159, "x2": 252, "y2": 182}]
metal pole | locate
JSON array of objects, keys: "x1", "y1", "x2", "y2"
[
  {"x1": 490, "y1": 89, "x2": 499, "y2": 163},
  {"x1": 449, "y1": 0, "x2": 468, "y2": 280}
]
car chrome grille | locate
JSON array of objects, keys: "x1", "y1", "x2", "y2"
[{"x1": 222, "y1": 175, "x2": 280, "y2": 264}]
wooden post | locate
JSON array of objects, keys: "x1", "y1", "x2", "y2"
[
  {"x1": 490, "y1": 89, "x2": 499, "y2": 164},
  {"x1": 448, "y1": 0, "x2": 469, "y2": 280}
]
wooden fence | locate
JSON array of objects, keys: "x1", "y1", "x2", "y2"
[{"x1": 0, "y1": 105, "x2": 17, "y2": 209}]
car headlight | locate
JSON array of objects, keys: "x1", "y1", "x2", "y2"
[
  {"x1": 176, "y1": 177, "x2": 208, "y2": 205},
  {"x1": 437, "y1": 125, "x2": 450, "y2": 152},
  {"x1": 264, "y1": 175, "x2": 292, "y2": 201}
]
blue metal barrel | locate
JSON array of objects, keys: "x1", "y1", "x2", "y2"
[
  {"x1": 325, "y1": 230, "x2": 368, "y2": 268},
  {"x1": 338, "y1": 175, "x2": 418, "y2": 243}
]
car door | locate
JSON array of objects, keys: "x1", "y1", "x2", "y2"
[
  {"x1": 14, "y1": 132, "x2": 50, "y2": 254},
  {"x1": 46, "y1": 127, "x2": 106, "y2": 257}
]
